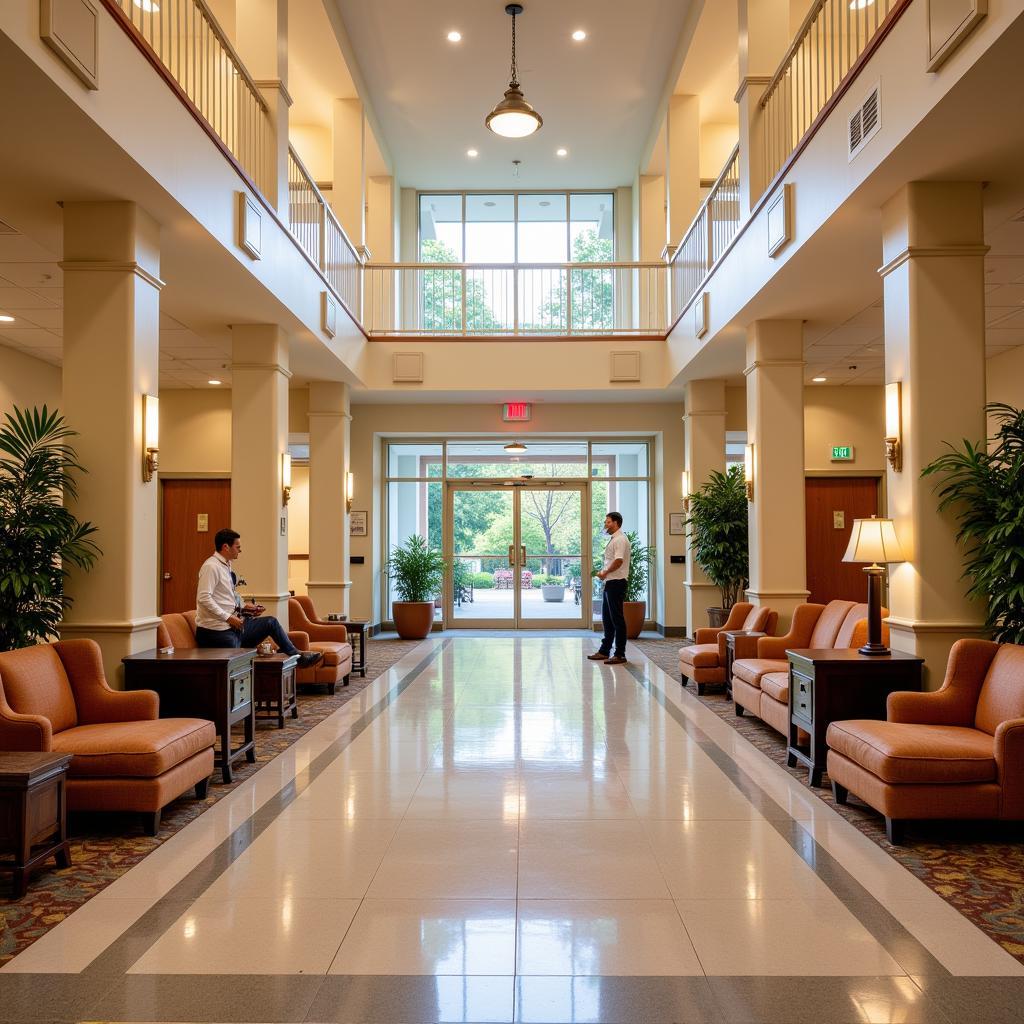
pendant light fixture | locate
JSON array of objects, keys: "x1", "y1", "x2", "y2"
[
  {"x1": 504, "y1": 441, "x2": 528, "y2": 454},
  {"x1": 486, "y1": 4, "x2": 543, "y2": 138}
]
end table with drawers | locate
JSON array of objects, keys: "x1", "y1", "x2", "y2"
[
  {"x1": 723, "y1": 631, "x2": 767, "y2": 700},
  {"x1": 254, "y1": 652, "x2": 299, "y2": 728},
  {"x1": 786, "y1": 648, "x2": 924, "y2": 787}
]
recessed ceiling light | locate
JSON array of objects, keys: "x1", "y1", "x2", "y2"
[
  {"x1": 133, "y1": 0, "x2": 159, "y2": 10},
  {"x1": 0, "y1": 314, "x2": 14, "y2": 323},
  {"x1": 556, "y1": 147, "x2": 568, "y2": 157},
  {"x1": 447, "y1": 30, "x2": 462, "y2": 42},
  {"x1": 207, "y1": 379, "x2": 222, "y2": 385},
  {"x1": 812, "y1": 376, "x2": 827, "y2": 383},
  {"x1": 572, "y1": 29, "x2": 587, "y2": 41},
  {"x1": 504, "y1": 440, "x2": 528, "y2": 454},
  {"x1": 466, "y1": 148, "x2": 479, "y2": 157}
]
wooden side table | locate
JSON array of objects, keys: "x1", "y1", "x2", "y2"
[
  {"x1": 0, "y1": 752, "x2": 73, "y2": 898},
  {"x1": 342, "y1": 619, "x2": 368, "y2": 677},
  {"x1": 786, "y1": 648, "x2": 924, "y2": 787},
  {"x1": 124, "y1": 648, "x2": 257, "y2": 784},
  {"x1": 254, "y1": 653, "x2": 299, "y2": 728},
  {"x1": 723, "y1": 631, "x2": 766, "y2": 700}
]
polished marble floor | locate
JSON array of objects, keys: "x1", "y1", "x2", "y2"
[{"x1": 2, "y1": 637, "x2": 1023, "y2": 1023}]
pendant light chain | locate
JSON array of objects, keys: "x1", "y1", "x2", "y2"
[{"x1": 509, "y1": 9, "x2": 518, "y2": 87}]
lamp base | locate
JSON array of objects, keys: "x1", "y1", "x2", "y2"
[{"x1": 858, "y1": 642, "x2": 891, "y2": 657}]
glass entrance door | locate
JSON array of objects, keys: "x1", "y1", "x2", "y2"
[{"x1": 446, "y1": 483, "x2": 589, "y2": 628}]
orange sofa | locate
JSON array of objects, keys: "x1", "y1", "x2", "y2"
[
  {"x1": 678, "y1": 603, "x2": 779, "y2": 695},
  {"x1": 288, "y1": 597, "x2": 354, "y2": 693},
  {"x1": 732, "y1": 600, "x2": 885, "y2": 736},
  {"x1": 828, "y1": 639, "x2": 1024, "y2": 844},
  {"x1": 0, "y1": 639, "x2": 215, "y2": 835}
]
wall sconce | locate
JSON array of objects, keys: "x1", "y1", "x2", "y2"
[
  {"x1": 681, "y1": 470, "x2": 690, "y2": 513},
  {"x1": 885, "y1": 381, "x2": 903, "y2": 473},
  {"x1": 142, "y1": 394, "x2": 159, "y2": 482},
  {"x1": 744, "y1": 443, "x2": 755, "y2": 501},
  {"x1": 346, "y1": 470, "x2": 354, "y2": 513},
  {"x1": 281, "y1": 452, "x2": 292, "y2": 506}
]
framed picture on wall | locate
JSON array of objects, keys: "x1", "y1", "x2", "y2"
[
  {"x1": 350, "y1": 510, "x2": 368, "y2": 537},
  {"x1": 668, "y1": 513, "x2": 687, "y2": 536}
]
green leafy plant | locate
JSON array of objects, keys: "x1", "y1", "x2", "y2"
[
  {"x1": 624, "y1": 531, "x2": 656, "y2": 603},
  {"x1": 684, "y1": 465, "x2": 749, "y2": 610},
  {"x1": 386, "y1": 534, "x2": 447, "y2": 603},
  {"x1": 471, "y1": 571, "x2": 495, "y2": 589},
  {"x1": 922, "y1": 403, "x2": 1024, "y2": 644},
  {"x1": 0, "y1": 406, "x2": 100, "y2": 650}
]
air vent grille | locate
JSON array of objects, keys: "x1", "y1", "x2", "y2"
[{"x1": 848, "y1": 82, "x2": 881, "y2": 161}]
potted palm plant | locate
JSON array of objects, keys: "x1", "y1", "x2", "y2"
[
  {"x1": 923, "y1": 403, "x2": 1024, "y2": 643},
  {"x1": 684, "y1": 465, "x2": 749, "y2": 627},
  {"x1": 0, "y1": 406, "x2": 99, "y2": 651},
  {"x1": 386, "y1": 534, "x2": 447, "y2": 639},
  {"x1": 623, "y1": 531, "x2": 656, "y2": 639}
]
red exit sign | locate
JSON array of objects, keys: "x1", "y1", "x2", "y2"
[{"x1": 502, "y1": 403, "x2": 532, "y2": 422}]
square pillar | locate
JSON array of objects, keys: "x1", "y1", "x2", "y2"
[
  {"x1": 667, "y1": 95, "x2": 701, "y2": 246},
  {"x1": 333, "y1": 98, "x2": 366, "y2": 250},
  {"x1": 684, "y1": 379, "x2": 727, "y2": 636},
  {"x1": 231, "y1": 325, "x2": 291, "y2": 623},
  {"x1": 745, "y1": 319, "x2": 809, "y2": 627},
  {"x1": 881, "y1": 181, "x2": 989, "y2": 683},
  {"x1": 59, "y1": 202, "x2": 162, "y2": 683},
  {"x1": 307, "y1": 382, "x2": 352, "y2": 615}
]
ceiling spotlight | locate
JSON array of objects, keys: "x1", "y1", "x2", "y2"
[
  {"x1": 504, "y1": 440, "x2": 528, "y2": 454},
  {"x1": 812, "y1": 376, "x2": 827, "y2": 383},
  {"x1": 486, "y1": 5, "x2": 543, "y2": 138},
  {"x1": 133, "y1": 0, "x2": 160, "y2": 10},
  {"x1": 208, "y1": 379, "x2": 222, "y2": 385},
  {"x1": 556, "y1": 147, "x2": 568, "y2": 157},
  {"x1": 447, "y1": 29, "x2": 462, "y2": 42},
  {"x1": 572, "y1": 29, "x2": 587, "y2": 41},
  {"x1": 0, "y1": 314, "x2": 14, "y2": 323},
  {"x1": 467, "y1": 148, "x2": 479, "y2": 157}
]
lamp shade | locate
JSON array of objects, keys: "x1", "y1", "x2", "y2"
[{"x1": 842, "y1": 516, "x2": 905, "y2": 564}]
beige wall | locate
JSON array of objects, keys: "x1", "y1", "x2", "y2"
[
  {"x1": 287, "y1": 465, "x2": 310, "y2": 597},
  {"x1": 0, "y1": 347, "x2": 60, "y2": 417},
  {"x1": 803, "y1": 385, "x2": 885, "y2": 473},
  {"x1": 159, "y1": 389, "x2": 232, "y2": 475},
  {"x1": 987, "y1": 346, "x2": 1024, "y2": 415}
]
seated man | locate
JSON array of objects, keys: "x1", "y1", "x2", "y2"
[{"x1": 195, "y1": 528, "x2": 322, "y2": 669}]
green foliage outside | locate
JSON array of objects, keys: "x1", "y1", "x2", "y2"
[
  {"x1": 684, "y1": 466, "x2": 749, "y2": 609},
  {"x1": 420, "y1": 239, "x2": 503, "y2": 333},
  {"x1": 0, "y1": 406, "x2": 100, "y2": 651},
  {"x1": 922, "y1": 403, "x2": 1024, "y2": 644},
  {"x1": 471, "y1": 572, "x2": 495, "y2": 589},
  {"x1": 386, "y1": 535, "x2": 447, "y2": 603},
  {"x1": 531, "y1": 575, "x2": 565, "y2": 588},
  {"x1": 623, "y1": 531, "x2": 656, "y2": 603},
  {"x1": 540, "y1": 229, "x2": 615, "y2": 331}
]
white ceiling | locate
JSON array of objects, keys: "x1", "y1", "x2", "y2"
[{"x1": 328, "y1": 0, "x2": 697, "y2": 189}]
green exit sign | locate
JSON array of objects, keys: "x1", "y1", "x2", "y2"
[{"x1": 831, "y1": 445, "x2": 855, "y2": 462}]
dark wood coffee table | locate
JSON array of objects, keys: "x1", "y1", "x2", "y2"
[
  {"x1": 254, "y1": 653, "x2": 299, "y2": 728},
  {"x1": 123, "y1": 648, "x2": 256, "y2": 784},
  {"x1": 0, "y1": 752, "x2": 73, "y2": 898}
]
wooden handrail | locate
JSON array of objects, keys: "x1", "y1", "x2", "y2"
[
  {"x1": 193, "y1": 0, "x2": 269, "y2": 112},
  {"x1": 366, "y1": 261, "x2": 667, "y2": 271},
  {"x1": 759, "y1": 0, "x2": 829, "y2": 106},
  {"x1": 670, "y1": 142, "x2": 740, "y2": 267},
  {"x1": 286, "y1": 144, "x2": 362, "y2": 266}
]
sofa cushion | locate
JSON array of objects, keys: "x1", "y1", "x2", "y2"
[
  {"x1": 679, "y1": 643, "x2": 719, "y2": 669},
  {"x1": 310, "y1": 641, "x2": 352, "y2": 666},
  {"x1": 975, "y1": 644, "x2": 1024, "y2": 735},
  {"x1": 53, "y1": 718, "x2": 216, "y2": 778},
  {"x1": 808, "y1": 601, "x2": 856, "y2": 649},
  {"x1": 760, "y1": 672, "x2": 790, "y2": 703},
  {"x1": 826, "y1": 720, "x2": 996, "y2": 785},
  {"x1": 0, "y1": 644, "x2": 78, "y2": 734},
  {"x1": 732, "y1": 659, "x2": 787, "y2": 689}
]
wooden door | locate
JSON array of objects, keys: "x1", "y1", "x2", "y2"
[
  {"x1": 160, "y1": 480, "x2": 231, "y2": 613},
  {"x1": 805, "y1": 477, "x2": 880, "y2": 604}
]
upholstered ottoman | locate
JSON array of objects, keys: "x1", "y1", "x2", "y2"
[{"x1": 295, "y1": 640, "x2": 353, "y2": 695}]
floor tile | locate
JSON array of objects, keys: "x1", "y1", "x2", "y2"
[
  {"x1": 275, "y1": 769, "x2": 423, "y2": 820},
  {"x1": 518, "y1": 772, "x2": 636, "y2": 819},
  {"x1": 330, "y1": 899, "x2": 516, "y2": 975},
  {"x1": 406, "y1": 771, "x2": 522, "y2": 820},
  {"x1": 516, "y1": 900, "x2": 703, "y2": 975},
  {"x1": 617, "y1": 769, "x2": 765, "y2": 821}
]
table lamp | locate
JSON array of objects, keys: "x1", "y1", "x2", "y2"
[{"x1": 842, "y1": 516, "x2": 905, "y2": 656}]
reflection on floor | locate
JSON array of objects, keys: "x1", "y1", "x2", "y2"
[{"x1": 1, "y1": 637, "x2": 1022, "y2": 1024}]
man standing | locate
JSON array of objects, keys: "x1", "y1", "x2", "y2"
[
  {"x1": 195, "y1": 528, "x2": 323, "y2": 668},
  {"x1": 588, "y1": 512, "x2": 631, "y2": 665}
]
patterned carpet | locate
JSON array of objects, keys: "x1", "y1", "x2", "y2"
[
  {"x1": 633, "y1": 637, "x2": 1024, "y2": 965},
  {"x1": 0, "y1": 637, "x2": 425, "y2": 966}
]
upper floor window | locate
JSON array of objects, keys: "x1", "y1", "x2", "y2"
[{"x1": 419, "y1": 192, "x2": 615, "y2": 264}]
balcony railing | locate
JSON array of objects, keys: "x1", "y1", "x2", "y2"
[
  {"x1": 669, "y1": 144, "x2": 741, "y2": 322},
  {"x1": 107, "y1": 0, "x2": 271, "y2": 195},
  {"x1": 760, "y1": 0, "x2": 904, "y2": 189},
  {"x1": 287, "y1": 146, "x2": 362, "y2": 319},
  {"x1": 361, "y1": 262, "x2": 669, "y2": 337}
]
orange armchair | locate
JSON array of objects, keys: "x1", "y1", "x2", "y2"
[
  {"x1": 828, "y1": 639, "x2": 1024, "y2": 843},
  {"x1": 0, "y1": 640, "x2": 215, "y2": 836},
  {"x1": 288, "y1": 598, "x2": 354, "y2": 693},
  {"x1": 678, "y1": 604, "x2": 779, "y2": 695}
]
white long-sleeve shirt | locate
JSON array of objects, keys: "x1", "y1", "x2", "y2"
[{"x1": 195, "y1": 553, "x2": 240, "y2": 630}]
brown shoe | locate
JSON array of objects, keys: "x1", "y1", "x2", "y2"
[
  {"x1": 587, "y1": 651, "x2": 611, "y2": 661},
  {"x1": 604, "y1": 656, "x2": 627, "y2": 665}
]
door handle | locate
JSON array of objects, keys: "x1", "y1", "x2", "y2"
[
  {"x1": 162, "y1": 572, "x2": 172, "y2": 580},
  {"x1": 508, "y1": 545, "x2": 515, "y2": 567},
  {"x1": 520, "y1": 545, "x2": 526, "y2": 566}
]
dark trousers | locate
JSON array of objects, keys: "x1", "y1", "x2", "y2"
[
  {"x1": 195, "y1": 616, "x2": 298, "y2": 655},
  {"x1": 599, "y1": 579, "x2": 628, "y2": 657}
]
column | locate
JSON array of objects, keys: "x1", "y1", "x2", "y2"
[
  {"x1": 881, "y1": 182, "x2": 989, "y2": 683},
  {"x1": 745, "y1": 319, "x2": 809, "y2": 627},
  {"x1": 59, "y1": 202, "x2": 162, "y2": 683},
  {"x1": 333, "y1": 98, "x2": 366, "y2": 250},
  {"x1": 235, "y1": 0, "x2": 290, "y2": 214},
  {"x1": 684, "y1": 379, "x2": 727, "y2": 636},
  {"x1": 231, "y1": 325, "x2": 291, "y2": 624},
  {"x1": 667, "y1": 95, "x2": 701, "y2": 247},
  {"x1": 639, "y1": 172, "x2": 667, "y2": 329},
  {"x1": 307, "y1": 382, "x2": 352, "y2": 615}
]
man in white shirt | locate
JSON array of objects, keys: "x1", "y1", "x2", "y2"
[
  {"x1": 588, "y1": 512, "x2": 631, "y2": 665},
  {"x1": 194, "y1": 528, "x2": 322, "y2": 668}
]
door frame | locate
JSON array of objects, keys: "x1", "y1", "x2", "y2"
[{"x1": 444, "y1": 480, "x2": 592, "y2": 629}]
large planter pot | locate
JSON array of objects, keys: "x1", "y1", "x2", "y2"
[
  {"x1": 707, "y1": 606, "x2": 729, "y2": 628},
  {"x1": 392, "y1": 601, "x2": 435, "y2": 640},
  {"x1": 623, "y1": 601, "x2": 646, "y2": 639},
  {"x1": 541, "y1": 584, "x2": 566, "y2": 603}
]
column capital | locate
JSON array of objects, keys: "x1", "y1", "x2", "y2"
[
  {"x1": 253, "y1": 78, "x2": 293, "y2": 107},
  {"x1": 307, "y1": 410, "x2": 353, "y2": 421},
  {"x1": 743, "y1": 358, "x2": 804, "y2": 376},
  {"x1": 58, "y1": 260, "x2": 165, "y2": 290},
  {"x1": 232, "y1": 361, "x2": 293, "y2": 380},
  {"x1": 733, "y1": 74, "x2": 772, "y2": 104},
  {"x1": 878, "y1": 244, "x2": 989, "y2": 278},
  {"x1": 683, "y1": 408, "x2": 728, "y2": 419}
]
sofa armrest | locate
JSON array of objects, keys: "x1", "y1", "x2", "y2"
[
  {"x1": 301, "y1": 622, "x2": 349, "y2": 643},
  {"x1": 887, "y1": 689, "x2": 968, "y2": 725},
  {"x1": 288, "y1": 631, "x2": 310, "y2": 651},
  {"x1": 756, "y1": 635, "x2": 795, "y2": 660},
  {"x1": 996, "y1": 717, "x2": 1024, "y2": 819},
  {"x1": 55, "y1": 639, "x2": 158, "y2": 723},
  {"x1": 693, "y1": 627, "x2": 721, "y2": 645},
  {"x1": 0, "y1": 691, "x2": 52, "y2": 751}
]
